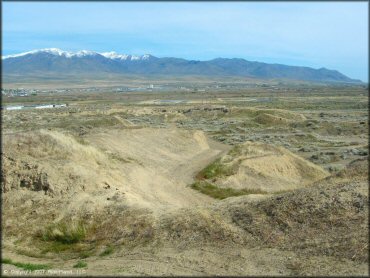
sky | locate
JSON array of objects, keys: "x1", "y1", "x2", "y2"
[{"x1": 2, "y1": 2, "x2": 368, "y2": 81}]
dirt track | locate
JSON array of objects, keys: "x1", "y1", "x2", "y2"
[{"x1": 84, "y1": 128, "x2": 230, "y2": 211}]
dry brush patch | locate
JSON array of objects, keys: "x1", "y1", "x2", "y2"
[
  {"x1": 223, "y1": 180, "x2": 368, "y2": 263},
  {"x1": 21, "y1": 204, "x2": 248, "y2": 257},
  {"x1": 158, "y1": 207, "x2": 245, "y2": 246},
  {"x1": 5, "y1": 208, "x2": 156, "y2": 259}
]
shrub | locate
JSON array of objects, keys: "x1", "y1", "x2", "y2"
[
  {"x1": 99, "y1": 245, "x2": 114, "y2": 257},
  {"x1": 190, "y1": 181, "x2": 267, "y2": 200},
  {"x1": 73, "y1": 261, "x2": 87, "y2": 268},
  {"x1": 197, "y1": 158, "x2": 234, "y2": 179},
  {"x1": 42, "y1": 221, "x2": 86, "y2": 244},
  {"x1": 79, "y1": 251, "x2": 92, "y2": 259}
]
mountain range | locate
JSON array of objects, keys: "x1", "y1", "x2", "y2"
[{"x1": 2, "y1": 48, "x2": 361, "y2": 83}]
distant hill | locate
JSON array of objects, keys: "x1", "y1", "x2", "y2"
[{"x1": 2, "y1": 48, "x2": 361, "y2": 83}]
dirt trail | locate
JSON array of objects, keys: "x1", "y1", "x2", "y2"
[{"x1": 86, "y1": 128, "x2": 230, "y2": 211}]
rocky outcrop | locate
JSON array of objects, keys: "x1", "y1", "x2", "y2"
[{"x1": 1, "y1": 155, "x2": 53, "y2": 195}]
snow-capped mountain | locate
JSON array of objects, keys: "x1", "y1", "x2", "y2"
[
  {"x1": 100, "y1": 52, "x2": 152, "y2": 61},
  {"x1": 100, "y1": 51, "x2": 130, "y2": 60},
  {"x1": 2, "y1": 48, "x2": 153, "y2": 61},
  {"x1": 2, "y1": 48, "x2": 360, "y2": 83}
]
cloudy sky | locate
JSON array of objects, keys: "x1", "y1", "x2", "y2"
[{"x1": 3, "y1": 2, "x2": 368, "y2": 81}]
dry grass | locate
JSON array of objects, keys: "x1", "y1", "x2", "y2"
[
  {"x1": 226, "y1": 180, "x2": 368, "y2": 262},
  {"x1": 86, "y1": 208, "x2": 156, "y2": 247},
  {"x1": 41, "y1": 221, "x2": 87, "y2": 244},
  {"x1": 160, "y1": 207, "x2": 244, "y2": 245}
]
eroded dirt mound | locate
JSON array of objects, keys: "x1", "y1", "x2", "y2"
[
  {"x1": 216, "y1": 178, "x2": 368, "y2": 263},
  {"x1": 254, "y1": 112, "x2": 294, "y2": 125},
  {"x1": 206, "y1": 141, "x2": 329, "y2": 192},
  {"x1": 227, "y1": 107, "x2": 307, "y2": 124},
  {"x1": 1, "y1": 130, "x2": 111, "y2": 197}
]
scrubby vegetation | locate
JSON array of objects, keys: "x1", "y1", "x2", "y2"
[
  {"x1": 99, "y1": 245, "x2": 114, "y2": 257},
  {"x1": 2, "y1": 258, "x2": 50, "y2": 271},
  {"x1": 73, "y1": 261, "x2": 88, "y2": 268},
  {"x1": 190, "y1": 181, "x2": 266, "y2": 199},
  {"x1": 41, "y1": 221, "x2": 86, "y2": 244},
  {"x1": 196, "y1": 158, "x2": 235, "y2": 179}
]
